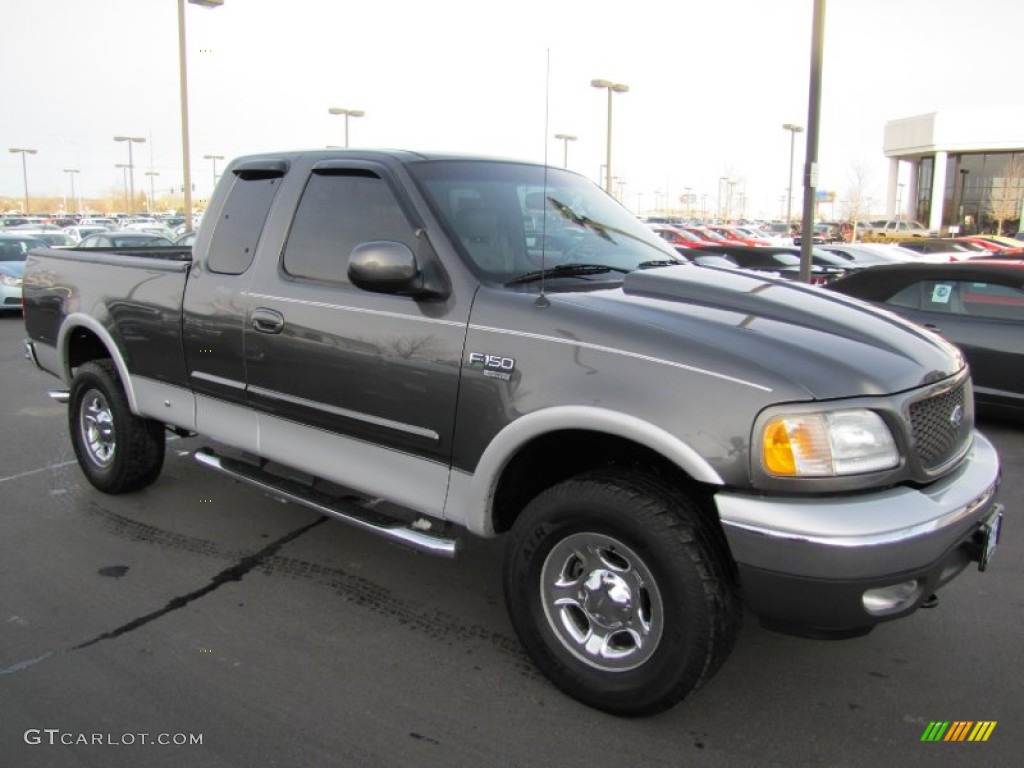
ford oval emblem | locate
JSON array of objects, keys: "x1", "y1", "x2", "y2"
[{"x1": 949, "y1": 404, "x2": 964, "y2": 429}]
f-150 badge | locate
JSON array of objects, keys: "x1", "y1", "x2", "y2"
[{"x1": 468, "y1": 352, "x2": 516, "y2": 381}]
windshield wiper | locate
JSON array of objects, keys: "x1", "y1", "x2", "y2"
[
  {"x1": 637, "y1": 259, "x2": 685, "y2": 269},
  {"x1": 505, "y1": 263, "x2": 630, "y2": 285}
]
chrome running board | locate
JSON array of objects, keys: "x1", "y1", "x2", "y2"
[{"x1": 194, "y1": 448, "x2": 458, "y2": 557}]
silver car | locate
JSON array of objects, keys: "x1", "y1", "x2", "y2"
[{"x1": 0, "y1": 233, "x2": 45, "y2": 313}]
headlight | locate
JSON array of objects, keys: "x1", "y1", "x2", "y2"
[
  {"x1": 0, "y1": 274, "x2": 22, "y2": 287},
  {"x1": 761, "y1": 408, "x2": 899, "y2": 477}
]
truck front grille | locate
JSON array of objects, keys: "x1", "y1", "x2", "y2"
[{"x1": 908, "y1": 380, "x2": 971, "y2": 471}]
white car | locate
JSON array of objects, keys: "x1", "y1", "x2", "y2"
[
  {"x1": 63, "y1": 225, "x2": 111, "y2": 242},
  {"x1": 866, "y1": 219, "x2": 935, "y2": 238},
  {"x1": 123, "y1": 222, "x2": 177, "y2": 240}
]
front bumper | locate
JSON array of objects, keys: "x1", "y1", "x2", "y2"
[{"x1": 715, "y1": 432, "x2": 1002, "y2": 635}]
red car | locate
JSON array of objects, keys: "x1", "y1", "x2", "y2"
[
  {"x1": 703, "y1": 226, "x2": 770, "y2": 246},
  {"x1": 955, "y1": 236, "x2": 1024, "y2": 256},
  {"x1": 649, "y1": 225, "x2": 717, "y2": 248},
  {"x1": 680, "y1": 226, "x2": 746, "y2": 246}
]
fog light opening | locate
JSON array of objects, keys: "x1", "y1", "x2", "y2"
[{"x1": 862, "y1": 580, "x2": 921, "y2": 616}]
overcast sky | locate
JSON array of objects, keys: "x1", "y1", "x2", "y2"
[{"x1": 3, "y1": 0, "x2": 1022, "y2": 218}]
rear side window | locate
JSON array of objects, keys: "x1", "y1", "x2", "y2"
[
  {"x1": 207, "y1": 174, "x2": 283, "y2": 275},
  {"x1": 282, "y1": 170, "x2": 416, "y2": 286}
]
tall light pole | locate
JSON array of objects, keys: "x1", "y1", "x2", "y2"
[
  {"x1": 204, "y1": 154, "x2": 224, "y2": 192},
  {"x1": 115, "y1": 164, "x2": 131, "y2": 212},
  {"x1": 553, "y1": 133, "x2": 577, "y2": 168},
  {"x1": 64, "y1": 168, "x2": 80, "y2": 215},
  {"x1": 798, "y1": 0, "x2": 826, "y2": 284},
  {"x1": 9, "y1": 148, "x2": 37, "y2": 214},
  {"x1": 328, "y1": 107, "x2": 365, "y2": 148},
  {"x1": 114, "y1": 135, "x2": 145, "y2": 214},
  {"x1": 725, "y1": 179, "x2": 736, "y2": 222},
  {"x1": 145, "y1": 171, "x2": 160, "y2": 213},
  {"x1": 179, "y1": 0, "x2": 225, "y2": 224},
  {"x1": 590, "y1": 79, "x2": 629, "y2": 193},
  {"x1": 782, "y1": 123, "x2": 804, "y2": 225}
]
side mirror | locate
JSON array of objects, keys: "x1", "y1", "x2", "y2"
[{"x1": 348, "y1": 240, "x2": 448, "y2": 300}]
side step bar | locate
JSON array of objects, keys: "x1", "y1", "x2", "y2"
[{"x1": 194, "y1": 448, "x2": 458, "y2": 558}]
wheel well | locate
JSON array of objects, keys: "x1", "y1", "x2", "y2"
[
  {"x1": 66, "y1": 326, "x2": 113, "y2": 373},
  {"x1": 490, "y1": 430, "x2": 713, "y2": 534}
]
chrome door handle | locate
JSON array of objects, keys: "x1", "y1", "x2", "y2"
[{"x1": 251, "y1": 308, "x2": 285, "y2": 334}]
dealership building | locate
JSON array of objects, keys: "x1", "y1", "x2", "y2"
[{"x1": 883, "y1": 106, "x2": 1024, "y2": 234}]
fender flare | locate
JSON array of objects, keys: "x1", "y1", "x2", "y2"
[
  {"x1": 57, "y1": 313, "x2": 138, "y2": 413},
  {"x1": 445, "y1": 405, "x2": 725, "y2": 537}
]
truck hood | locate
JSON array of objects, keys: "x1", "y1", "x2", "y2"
[{"x1": 562, "y1": 265, "x2": 964, "y2": 401}]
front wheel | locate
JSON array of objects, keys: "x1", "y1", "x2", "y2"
[
  {"x1": 503, "y1": 470, "x2": 741, "y2": 716},
  {"x1": 69, "y1": 360, "x2": 165, "y2": 493}
]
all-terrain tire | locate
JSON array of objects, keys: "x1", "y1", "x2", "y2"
[
  {"x1": 503, "y1": 469, "x2": 741, "y2": 716},
  {"x1": 68, "y1": 360, "x2": 165, "y2": 493}
]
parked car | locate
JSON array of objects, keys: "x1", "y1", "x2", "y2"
[
  {"x1": 681, "y1": 226, "x2": 748, "y2": 246},
  {"x1": 705, "y1": 226, "x2": 770, "y2": 246},
  {"x1": 12, "y1": 230, "x2": 77, "y2": 247},
  {"x1": 967, "y1": 235, "x2": 1024, "y2": 251},
  {"x1": 123, "y1": 222, "x2": 177, "y2": 240},
  {"x1": 78, "y1": 231, "x2": 176, "y2": 248},
  {"x1": 821, "y1": 243, "x2": 923, "y2": 266},
  {"x1": 62, "y1": 225, "x2": 111, "y2": 243},
  {"x1": 866, "y1": 219, "x2": 935, "y2": 239},
  {"x1": 174, "y1": 231, "x2": 197, "y2": 247},
  {"x1": 21, "y1": 148, "x2": 1003, "y2": 716},
  {"x1": 827, "y1": 260, "x2": 1024, "y2": 417},
  {"x1": 693, "y1": 244, "x2": 853, "y2": 283},
  {"x1": 896, "y1": 239, "x2": 986, "y2": 260},
  {"x1": 649, "y1": 225, "x2": 717, "y2": 248},
  {"x1": 0, "y1": 232, "x2": 46, "y2": 312}
]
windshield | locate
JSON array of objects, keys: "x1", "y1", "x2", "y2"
[{"x1": 408, "y1": 160, "x2": 680, "y2": 282}]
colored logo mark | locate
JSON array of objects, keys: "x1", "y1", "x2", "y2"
[{"x1": 921, "y1": 721, "x2": 997, "y2": 742}]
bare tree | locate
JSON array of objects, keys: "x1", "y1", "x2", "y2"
[
  {"x1": 843, "y1": 159, "x2": 877, "y2": 242},
  {"x1": 988, "y1": 154, "x2": 1024, "y2": 235}
]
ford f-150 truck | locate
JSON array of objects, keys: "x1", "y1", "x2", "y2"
[{"x1": 22, "y1": 150, "x2": 1003, "y2": 716}]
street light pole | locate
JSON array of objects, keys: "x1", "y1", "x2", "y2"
[
  {"x1": 798, "y1": 0, "x2": 826, "y2": 284},
  {"x1": 64, "y1": 169, "x2": 80, "y2": 215},
  {"x1": 590, "y1": 79, "x2": 629, "y2": 193},
  {"x1": 328, "y1": 107, "x2": 365, "y2": 148},
  {"x1": 115, "y1": 164, "x2": 131, "y2": 212},
  {"x1": 9, "y1": 148, "x2": 37, "y2": 214},
  {"x1": 553, "y1": 133, "x2": 577, "y2": 168},
  {"x1": 179, "y1": 0, "x2": 225, "y2": 224},
  {"x1": 204, "y1": 154, "x2": 224, "y2": 192},
  {"x1": 782, "y1": 123, "x2": 804, "y2": 225},
  {"x1": 114, "y1": 135, "x2": 146, "y2": 214},
  {"x1": 145, "y1": 171, "x2": 161, "y2": 213}
]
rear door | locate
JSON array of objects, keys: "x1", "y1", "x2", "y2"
[{"x1": 183, "y1": 160, "x2": 287, "y2": 449}]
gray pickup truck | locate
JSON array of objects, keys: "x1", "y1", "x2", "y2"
[{"x1": 22, "y1": 150, "x2": 1003, "y2": 716}]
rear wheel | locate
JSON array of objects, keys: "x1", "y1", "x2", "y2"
[
  {"x1": 504, "y1": 469, "x2": 741, "y2": 716},
  {"x1": 69, "y1": 360, "x2": 165, "y2": 493}
]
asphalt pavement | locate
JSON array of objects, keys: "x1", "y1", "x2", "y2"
[{"x1": 1, "y1": 312, "x2": 1021, "y2": 768}]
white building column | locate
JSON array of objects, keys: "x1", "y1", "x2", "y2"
[
  {"x1": 929, "y1": 150, "x2": 948, "y2": 233},
  {"x1": 886, "y1": 158, "x2": 900, "y2": 217}
]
